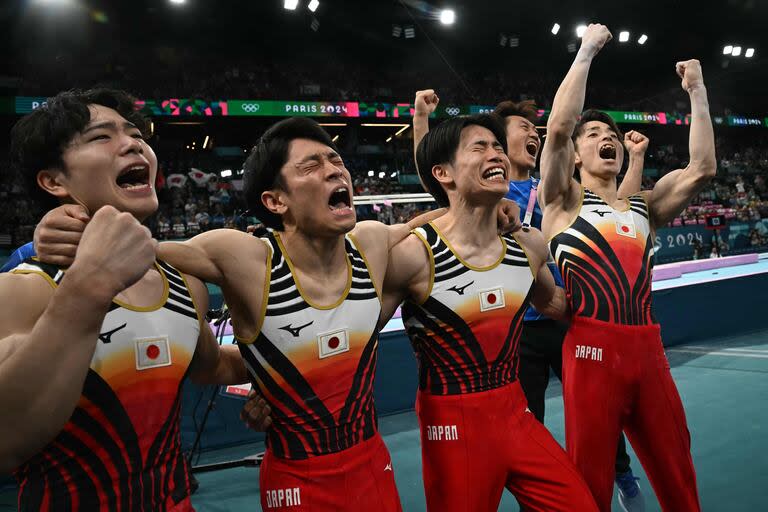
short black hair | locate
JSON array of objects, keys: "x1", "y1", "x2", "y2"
[
  {"x1": 493, "y1": 99, "x2": 539, "y2": 124},
  {"x1": 573, "y1": 109, "x2": 623, "y2": 145},
  {"x1": 242, "y1": 117, "x2": 339, "y2": 230},
  {"x1": 416, "y1": 114, "x2": 508, "y2": 207},
  {"x1": 9, "y1": 88, "x2": 148, "y2": 211}
]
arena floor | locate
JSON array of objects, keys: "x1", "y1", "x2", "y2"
[{"x1": 167, "y1": 328, "x2": 768, "y2": 512}]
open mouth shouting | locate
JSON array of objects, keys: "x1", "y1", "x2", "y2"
[
  {"x1": 598, "y1": 142, "x2": 617, "y2": 160},
  {"x1": 328, "y1": 186, "x2": 354, "y2": 216},
  {"x1": 482, "y1": 166, "x2": 507, "y2": 183},
  {"x1": 525, "y1": 139, "x2": 540, "y2": 157},
  {"x1": 116, "y1": 162, "x2": 152, "y2": 194}
]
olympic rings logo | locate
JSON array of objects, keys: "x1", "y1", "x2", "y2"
[
  {"x1": 445, "y1": 107, "x2": 461, "y2": 116},
  {"x1": 241, "y1": 103, "x2": 260, "y2": 113}
]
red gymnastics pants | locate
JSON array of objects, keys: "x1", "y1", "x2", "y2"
[
  {"x1": 258, "y1": 433, "x2": 402, "y2": 511},
  {"x1": 416, "y1": 381, "x2": 598, "y2": 512},
  {"x1": 562, "y1": 316, "x2": 701, "y2": 512}
]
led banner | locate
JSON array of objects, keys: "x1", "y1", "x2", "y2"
[
  {"x1": 229, "y1": 100, "x2": 359, "y2": 117},
  {"x1": 10, "y1": 96, "x2": 768, "y2": 127}
]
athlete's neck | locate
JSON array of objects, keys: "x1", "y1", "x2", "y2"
[
  {"x1": 581, "y1": 173, "x2": 620, "y2": 205},
  {"x1": 278, "y1": 229, "x2": 347, "y2": 276},
  {"x1": 432, "y1": 200, "x2": 502, "y2": 266},
  {"x1": 509, "y1": 164, "x2": 531, "y2": 182}
]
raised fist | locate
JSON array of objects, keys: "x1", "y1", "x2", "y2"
[
  {"x1": 624, "y1": 130, "x2": 649, "y2": 155},
  {"x1": 580, "y1": 24, "x2": 612, "y2": 57},
  {"x1": 676, "y1": 59, "x2": 704, "y2": 93},
  {"x1": 415, "y1": 89, "x2": 440, "y2": 117}
]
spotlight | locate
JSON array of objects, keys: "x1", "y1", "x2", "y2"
[
  {"x1": 367, "y1": 170, "x2": 375, "y2": 177},
  {"x1": 378, "y1": 172, "x2": 386, "y2": 179},
  {"x1": 440, "y1": 9, "x2": 455, "y2": 25},
  {"x1": 746, "y1": 48, "x2": 755, "y2": 58},
  {"x1": 332, "y1": 134, "x2": 340, "y2": 142},
  {"x1": 386, "y1": 136, "x2": 393, "y2": 143},
  {"x1": 220, "y1": 170, "x2": 232, "y2": 178},
  {"x1": 723, "y1": 45, "x2": 733, "y2": 55},
  {"x1": 637, "y1": 34, "x2": 648, "y2": 45},
  {"x1": 499, "y1": 34, "x2": 508, "y2": 47},
  {"x1": 619, "y1": 31, "x2": 629, "y2": 42},
  {"x1": 310, "y1": 18, "x2": 319, "y2": 31},
  {"x1": 392, "y1": 25, "x2": 402, "y2": 37},
  {"x1": 405, "y1": 26, "x2": 415, "y2": 39},
  {"x1": 390, "y1": 172, "x2": 397, "y2": 178},
  {"x1": 551, "y1": 23, "x2": 560, "y2": 35},
  {"x1": 732, "y1": 46, "x2": 742, "y2": 56},
  {"x1": 576, "y1": 25, "x2": 587, "y2": 38},
  {"x1": 284, "y1": 0, "x2": 298, "y2": 10},
  {"x1": 308, "y1": 0, "x2": 319, "y2": 12},
  {"x1": 509, "y1": 36, "x2": 519, "y2": 48},
  {"x1": 567, "y1": 42, "x2": 577, "y2": 53},
  {"x1": 169, "y1": 0, "x2": 185, "y2": 4}
]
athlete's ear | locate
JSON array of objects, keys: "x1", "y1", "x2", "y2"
[
  {"x1": 262, "y1": 188, "x2": 288, "y2": 216},
  {"x1": 432, "y1": 164, "x2": 453, "y2": 185},
  {"x1": 37, "y1": 168, "x2": 70, "y2": 200}
]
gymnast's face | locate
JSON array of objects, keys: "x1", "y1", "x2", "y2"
[
  {"x1": 504, "y1": 115, "x2": 540, "y2": 172},
  {"x1": 439, "y1": 124, "x2": 511, "y2": 205},
  {"x1": 574, "y1": 120, "x2": 625, "y2": 179},
  {"x1": 38, "y1": 104, "x2": 158, "y2": 221},
  {"x1": 265, "y1": 138, "x2": 356, "y2": 236}
]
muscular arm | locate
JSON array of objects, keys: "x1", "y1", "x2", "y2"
[
  {"x1": 540, "y1": 24, "x2": 611, "y2": 207},
  {"x1": 185, "y1": 274, "x2": 248, "y2": 386},
  {"x1": 0, "y1": 271, "x2": 114, "y2": 472},
  {"x1": 413, "y1": 89, "x2": 439, "y2": 191},
  {"x1": 646, "y1": 61, "x2": 716, "y2": 228},
  {"x1": 380, "y1": 235, "x2": 431, "y2": 330}
]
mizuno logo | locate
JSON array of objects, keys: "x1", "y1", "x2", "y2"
[
  {"x1": 594, "y1": 210, "x2": 612, "y2": 218},
  {"x1": 279, "y1": 321, "x2": 314, "y2": 338},
  {"x1": 447, "y1": 281, "x2": 474, "y2": 295},
  {"x1": 99, "y1": 323, "x2": 127, "y2": 344}
]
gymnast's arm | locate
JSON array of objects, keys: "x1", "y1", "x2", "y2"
[{"x1": 0, "y1": 208, "x2": 155, "y2": 473}]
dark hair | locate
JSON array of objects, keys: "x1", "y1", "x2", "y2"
[
  {"x1": 9, "y1": 88, "x2": 148, "y2": 210},
  {"x1": 493, "y1": 99, "x2": 539, "y2": 124},
  {"x1": 572, "y1": 109, "x2": 623, "y2": 145},
  {"x1": 416, "y1": 114, "x2": 508, "y2": 207},
  {"x1": 242, "y1": 117, "x2": 338, "y2": 230}
]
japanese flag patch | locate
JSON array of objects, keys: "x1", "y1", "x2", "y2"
[
  {"x1": 317, "y1": 328, "x2": 349, "y2": 359},
  {"x1": 613, "y1": 210, "x2": 637, "y2": 239},
  {"x1": 135, "y1": 336, "x2": 172, "y2": 370},
  {"x1": 479, "y1": 287, "x2": 505, "y2": 312}
]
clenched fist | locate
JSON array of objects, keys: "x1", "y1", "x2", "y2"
[
  {"x1": 624, "y1": 130, "x2": 649, "y2": 155},
  {"x1": 676, "y1": 59, "x2": 705, "y2": 93},
  {"x1": 415, "y1": 89, "x2": 440, "y2": 117},
  {"x1": 580, "y1": 24, "x2": 612, "y2": 57},
  {"x1": 70, "y1": 206, "x2": 157, "y2": 298}
]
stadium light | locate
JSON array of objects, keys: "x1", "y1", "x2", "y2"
[
  {"x1": 551, "y1": 23, "x2": 560, "y2": 35},
  {"x1": 440, "y1": 9, "x2": 455, "y2": 25},
  {"x1": 308, "y1": 0, "x2": 319, "y2": 12},
  {"x1": 745, "y1": 48, "x2": 755, "y2": 58},
  {"x1": 619, "y1": 31, "x2": 629, "y2": 42},
  {"x1": 732, "y1": 46, "x2": 742, "y2": 56},
  {"x1": 723, "y1": 45, "x2": 733, "y2": 55},
  {"x1": 637, "y1": 34, "x2": 648, "y2": 45},
  {"x1": 576, "y1": 25, "x2": 587, "y2": 38},
  {"x1": 220, "y1": 170, "x2": 232, "y2": 178},
  {"x1": 284, "y1": 0, "x2": 298, "y2": 10},
  {"x1": 367, "y1": 170, "x2": 375, "y2": 177}
]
